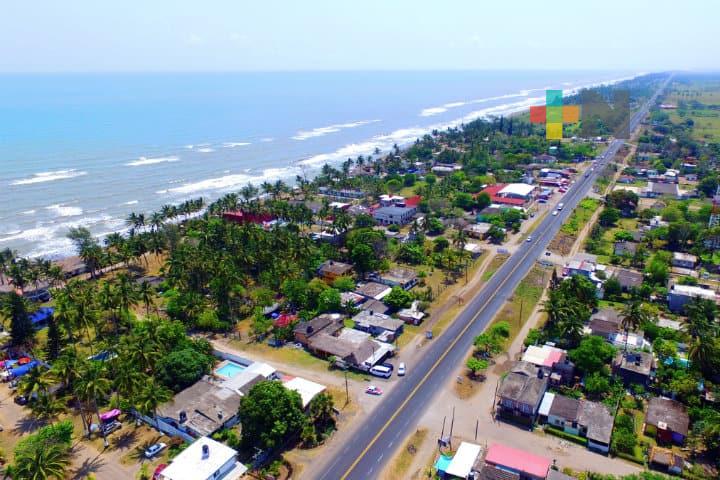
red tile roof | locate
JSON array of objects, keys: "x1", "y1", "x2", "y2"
[
  {"x1": 274, "y1": 313, "x2": 298, "y2": 328},
  {"x1": 404, "y1": 195, "x2": 423, "y2": 208},
  {"x1": 485, "y1": 443, "x2": 550, "y2": 479},
  {"x1": 479, "y1": 184, "x2": 526, "y2": 206}
]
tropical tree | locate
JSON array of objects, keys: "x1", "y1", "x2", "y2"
[
  {"x1": 1, "y1": 292, "x2": 35, "y2": 347},
  {"x1": 620, "y1": 300, "x2": 654, "y2": 351},
  {"x1": 134, "y1": 379, "x2": 172, "y2": 431},
  {"x1": 74, "y1": 361, "x2": 111, "y2": 441},
  {"x1": 9, "y1": 442, "x2": 70, "y2": 480}
]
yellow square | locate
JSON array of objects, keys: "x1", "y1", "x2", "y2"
[{"x1": 546, "y1": 122, "x2": 563, "y2": 139}]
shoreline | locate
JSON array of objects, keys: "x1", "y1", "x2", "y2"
[{"x1": 1, "y1": 73, "x2": 644, "y2": 261}]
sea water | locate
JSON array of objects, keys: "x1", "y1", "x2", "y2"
[{"x1": 0, "y1": 70, "x2": 637, "y2": 258}]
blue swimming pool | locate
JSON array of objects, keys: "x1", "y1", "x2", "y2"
[{"x1": 215, "y1": 361, "x2": 246, "y2": 378}]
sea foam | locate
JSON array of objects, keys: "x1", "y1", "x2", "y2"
[
  {"x1": 126, "y1": 156, "x2": 179, "y2": 167},
  {"x1": 11, "y1": 169, "x2": 87, "y2": 186},
  {"x1": 292, "y1": 119, "x2": 380, "y2": 141}
]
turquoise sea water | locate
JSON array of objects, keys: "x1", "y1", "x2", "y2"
[{"x1": 0, "y1": 71, "x2": 636, "y2": 257}]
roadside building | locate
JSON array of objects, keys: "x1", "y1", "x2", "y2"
[
  {"x1": 496, "y1": 361, "x2": 548, "y2": 426},
  {"x1": 293, "y1": 313, "x2": 344, "y2": 345},
  {"x1": 373, "y1": 267, "x2": 418, "y2": 290},
  {"x1": 158, "y1": 436, "x2": 247, "y2": 480},
  {"x1": 281, "y1": 376, "x2": 326, "y2": 409},
  {"x1": 521, "y1": 344, "x2": 574, "y2": 384},
  {"x1": 613, "y1": 351, "x2": 655, "y2": 387},
  {"x1": 464, "y1": 242, "x2": 483, "y2": 258},
  {"x1": 397, "y1": 300, "x2": 425, "y2": 325},
  {"x1": 444, "y1": 442, "x2": 483, "y2": 479},
  {"x1": 671, "y1": 252, "x2": 698, "y2": 270},
  {"x1": 352, "y1": 309, "x2": 404, "y2": 341},
  {"x1": 667, "y1": 284, "x2": 718, "y2": 313},
  {"x1": 306, "y1": 327, "x2": 395, "y2": 370},
  {"x1": 645, "y1": 397, "x2": 690, "y2": 445},
  {"x1": 465, "y1": 223, "x2": 493, "y2": 239},
  {"x1": 484, "y1": 443, "x2": 551, "y2": 480},
  {"x1": 317, "y1": 260, "x2": 353, "y2": 282},
  {"x1": 645, "y1": 182, "x2": 680, "y2": 199}
]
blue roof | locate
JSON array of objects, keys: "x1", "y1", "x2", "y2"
[
  {"x1": 10, "y1": 361, "x2": 39, "y2": 378},
  {"x1": 29, "y1": 307, "x2": 54, "y2": 325},
  {"x1": 434, "y1": 454, "x2": 452, "y2": 472}
]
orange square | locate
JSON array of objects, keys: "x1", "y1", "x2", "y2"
[
  {"x1": 546, "y1": 123, "x2": 563, "y2": 140},
  {"x1": 563, "y1": 105, "x2": 580, "y2": 123},
  {"x1": 530, "y1": 106, "x2": 546, "y2": 123}
]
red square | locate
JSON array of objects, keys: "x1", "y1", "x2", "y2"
[{"x1": 530, "y1": 106, "x2": 546, "y2": 123}]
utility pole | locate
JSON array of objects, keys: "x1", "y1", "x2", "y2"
[
  {"x1": 344, "y1": 368, "x2": 349, "y2": 406},
  {"x1": 518, "y1": 298, "x2": 524, "y2": 329}
]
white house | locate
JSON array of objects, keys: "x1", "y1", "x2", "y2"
[{"x1": 160, "y1": 437, "x2": 247, "y2": 480}]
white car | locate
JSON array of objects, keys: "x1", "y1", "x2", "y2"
[
  {"x1": 397, "y1": 362, "x2": 406, "y2": 376},
  {"x1": 552, "y1": 210, "x2": 558, "y2": 216},
  {"x1": 144, "y1": 442, "x2": 167, "y2": 458},
  {"x1": 526, "y1": 237, "x2": 532, "y2": 242}
]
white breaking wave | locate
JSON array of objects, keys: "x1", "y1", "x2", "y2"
[
  {"x1": 222, "y1": 142, "x2": 251, "y2": 148},
  {"x1": 164, "y1": 166, "x2": 297, "y2": 195},
  {"x1": 419, "y1": 91, "x2": 531, "y2": 117},
  {"x1": 196, "y1": 147, "x2": 215, "y2": 153},
  {"x1": 21, "y1": 210, "x2": 36, "y2": 215},
  {"x1": 122, "y1": 200, "x2": 139, "y2": 205},
  {"x1": 260, "y1": 137, "x2": 274, "y2": 142},
  {"x1": 292, "y1": 119, "x2": 381, "y2": 141},
  {"x1": 11, "y1": 169, "x2": 87, "y2": 186},
  {"x1": 45, "y1": 204, "x2": 83, "y2": 217},
  {"x1": 126, "y1": 155, "x2": 179, "y2": 167}
]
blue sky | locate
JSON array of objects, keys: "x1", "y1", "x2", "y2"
[{"x1": 1, "y1": 0, "x2": 717, "y2": 72}]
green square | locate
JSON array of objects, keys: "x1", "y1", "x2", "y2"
[
  {"x1": 546, "y1": 90, "x2": 563, "y2": 107},
  {"x1": 547, "y1": 106, "x2": 563, "y2": 123}
]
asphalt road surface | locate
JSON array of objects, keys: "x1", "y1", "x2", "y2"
[{"x1": 316, "y1": 76, "x2": 671, "y2": 480}]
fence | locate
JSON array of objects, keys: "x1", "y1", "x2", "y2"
[{"x1": 132, "y1": 410, "x2": 195, "y2": 443}]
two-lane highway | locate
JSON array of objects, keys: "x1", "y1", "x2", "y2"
[{"x1": 315, "y1": 76, "x2": 670, "y2": 480}]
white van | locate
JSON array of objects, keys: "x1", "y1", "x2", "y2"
[{"x1": 369, "y1": 365, "x2": 392, "y2": 378}]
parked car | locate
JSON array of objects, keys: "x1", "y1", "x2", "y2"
[
  {"x1": 153, "y1": 464, "x2": 167, "y2": 480},
  {"x1": 14, "y1": 395, "x2": 28, "y2": 406},
  {"x1": 365, "y1": 385, "x2": 383, "y2": 396},
  {"x1": 381, "y1": 362, "x2": 394, "y2": 371},
  {"x1": 545, "y1": 251, "x2": 551, "y2": 256},
  {"x1": 397, "y1": 363, "x2": 406, "y2": 376},
  {"x1": 101, "y1": 420, "x2": 122, "y2": 435},
  {"x1": 144, "y1": 442, "x2": 167, "y2": 458},
  {"x1": 369, "y1": 365, "x2": 392, "y2": 378}
]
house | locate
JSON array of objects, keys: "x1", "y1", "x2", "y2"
[
  {"x1": 645, "y1": 397, "x2": 690, "y2": 445},
  {"x1": 546, "y1": 394, "x2": 581, "y2": 434},
  {"x1": 156, "y1": 378, "x2": 242, "y2": 439},
  {"x1": 358, "y1": 299, "x2": 390, "y2": 315},
  {"x1": 484, "y1": 443, "x2": 551, "y2": 480},
  {"x1": 578, "y1": 400, "x2": 615, "y2": 453},
  {"x1": 55, "y1": 256, "x2": 88, "y2": 279},
  {"x1": 317, "y1": 260, "x2": 353, "y2": 282},
  {"x1": 340, "y1": 291, "x2": 364, "y2": 307},
  {"x1": 352, "y1": 310, "x2": 404, "y2": 341},
  {"x1": 397, "y1": 300, "x2": 425, "y2": 325},
  {"x1": 613, "y1": 351, "x2": 655, "y2": 387},
  {"x1": 307, "y1": 328, "x2": 395, "y2": 370},
  {"x1": 645, "y1": 182, "x2": 680, "y2": 198},
  {"x1": 158, "y1": 436, "x2": 247, "y2": 480},
  {"x1": 444, "y1": 442, "x2": 483, "y2": 479},
  {"x1": 649, "y1": 447, "x2": 684, "y2": 475},
  {"x1": 667, "y1": 284, "x2": 718, "y2": 313},
  {"x1": 588, "y1": 308, "x2": 622, "y2": 340},
  {"x1": 373, "y1": 267, "x2": 418, "y2": 290},
  {"x1": 609, "y1": 268, "x2": 644, "y2": 292},
  {"x1": 317, "y1": 186, "x2": 365, "y2": 199},
  {"x1": 671, "y1": 252, "x2": 697, "y2": 270},
  {"x1": 481, "y1": 184, "x2": 535, "y2": 207},
  {"x1": 496, "y1": 362, "x2": 548, "y2": 425},
  {"x1": 281, "y1": 376, "x2": 326, "y2": 409},
  {"x1": 521, "y1": 344, "x2": 574, "y2": 384},
  {"x1": 465, "y1": 223, "x2": 493, "y2": 239},
  {"x1": 222, "y1": 210, "x2": 274, "y2": 226},
  {"x1": 562, "y1": 257, "x2": 606, "y2": 289},
  {"x1": 464, "y1": 243, "x2": 483, "y2": 258},
  {"x1": 613, "y1": 241, "x2": 637, "y2": 257},
  {"x1": 534, "y1": 154, "x2": 557, "y2": 164},
  {"x1": 649, "y1": 215, "x2": 669, "y2": 229},
  {"x1": 354, "y1": 282, "x2": 392, "y2": 301},
  {"x1": 373, "y1": 205, "x2": 416, "y2": 225},
  {"x1": 293, "y1": 313, "x2": 344, "y2": 345}
]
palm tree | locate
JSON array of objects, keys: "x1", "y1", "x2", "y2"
[
  {"x1": 29, "y1": 392, "x2": 65, "y2": 421},
  {"x1": 74, "y1": 362, "x2": 111, "y2": 443},
  {"x1": 18, "y1": 366, "x2": 52, "y2": 398},
  {"x1": 134, "y1": 379, "x2": 172, "y2": 432},
  {"x1": 10, "y1": 442, "x2": 70, "y2": 480},
  {"x1": 138, "y1": 281, "x2": 155, "y2": 316},
  {"x1": 620, "y1": 300, "x2": 653, "y2": 351}
]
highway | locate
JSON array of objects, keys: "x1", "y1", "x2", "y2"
[{"x1": 316, "y1": 76, "x2": 670, "y2": 480}]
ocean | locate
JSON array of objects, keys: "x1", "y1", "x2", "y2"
[{"x1": 0, "y1": 70, "x2": 638, "y2": 258}]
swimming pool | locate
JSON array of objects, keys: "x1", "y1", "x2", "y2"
[{"x1": 215, "y1": 361, "x2": 246, "y2": 378}]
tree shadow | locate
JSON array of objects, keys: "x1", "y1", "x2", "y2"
[
  {"x1": 12, "y1": 415, "x2": 47, "y2": 435},
  {"x1": 69, "y1": 449, "x2": 107, "y2": 480},
  {"x1": 111, "y1": 428, "x2": 140, "y2": 452}
]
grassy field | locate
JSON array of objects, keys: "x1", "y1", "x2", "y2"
[
  {"x1": 491, "y1": 264, "x2": 549, "y2": 345},
  {"x1": 666, "y1": 82, "x2": 720, "y2": 142},
  {"x1": 383, "y1": 428, "x2": 428, "y2": 480},
  {"x1": 561, "y1": 198, "x2": 601, "y2": 236},
  {"x1": 481, "y1": 254, "x2": 509, "y2": 282}
]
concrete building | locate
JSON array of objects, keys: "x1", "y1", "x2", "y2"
[
  {"x1": 373, "y1": 205, "x2": 416, "y2": 225},
  {"x1": 645, "y1": 397, "x2": 690, "y2": 445},
  {"x1": 159, "y1": 436, "x2": 247, "y2": 480},
  {"x1": 668, "y1": 284, "x2": 718, "y2": 313},
  {"x1": 613, "y1": 351, "x2": 655, "y2": 387},
  {"x1": 496, "y1": 362, "x2": 548, "y2": 426},
  {"x1": 671, "y1": 252, "x2": 698, "y2": 270},
  {"x1": 317, "y1": 260, "x2": 353, "y2": 282},
  {"x1": 373, "y1": 267, "x2": 418, "y2": 290}
]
